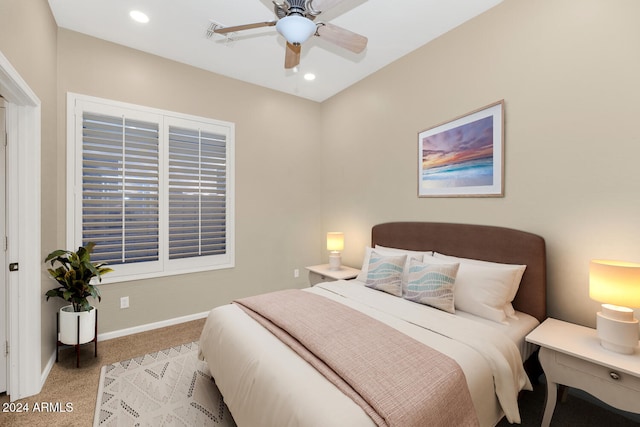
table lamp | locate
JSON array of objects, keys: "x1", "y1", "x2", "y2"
[
  {"x1": 327, "y1": 232, "x2": 344, "y2": 271},
  {"x1": 589, "y1": 259, "x2": 640, "y2": 354}
]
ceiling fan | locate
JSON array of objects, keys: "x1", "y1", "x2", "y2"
[{"x1": 212, "y1": 0, "x2": 368, "y2": 69}]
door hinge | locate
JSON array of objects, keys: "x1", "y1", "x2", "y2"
[{"x1": 5, "y1": 341, "x2": 8, "y2": 357}]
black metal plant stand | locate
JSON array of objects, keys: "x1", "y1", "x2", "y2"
[{"x1": 55, "y1": 308, "x2": 98, "y2": 368}]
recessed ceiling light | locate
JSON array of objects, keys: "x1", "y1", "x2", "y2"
[
  {"x1": 304, "y1": 73, "x2": 316, "y2": 81},
  {"x1": 129, "y1": 10, "x2": 149, "y2": 24}
]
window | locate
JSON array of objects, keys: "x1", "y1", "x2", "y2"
[
  {"x1": 168, "y1": 125, "x2": 228, "y2": 260},
  {"x1": 67, "y1": 93, "x2": 234, "y2": 282}
]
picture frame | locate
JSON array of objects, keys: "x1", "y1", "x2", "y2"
[{"x1": 418, "y1": 100, "x2": 504, "y2": 197}]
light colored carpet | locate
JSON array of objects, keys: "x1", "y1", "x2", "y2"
[
  {"x1": 94, "y1": 341, "x2": 235, "y2": 427},
  {"x1": 0, "y1": 319, "x2": 207, "y2": 427}
]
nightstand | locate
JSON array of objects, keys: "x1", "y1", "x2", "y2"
[
  {"x1": 526, "y1": 318, "x2": 640, "y2": 427},
  {"x1": 305, "y1": 264, "x2": 360, "y2": 286}
]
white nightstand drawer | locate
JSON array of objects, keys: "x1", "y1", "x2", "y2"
[{"x1": 556, "y1": 352, "x2": 640, "y2": 393}]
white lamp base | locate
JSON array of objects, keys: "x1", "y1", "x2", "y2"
[
  {"x1": 596, "y1": 304, "x2": 639, "y2": 354},
  {"x1": 328, "y1": 252, "x2": 342, "y2": 271}
]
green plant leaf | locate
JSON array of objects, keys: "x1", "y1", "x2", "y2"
[
  {"x1": 45, "y1": 249, "x2": 69, "y2": 264},
  {"x1": 45, "y1": 289, "x2": 62, "y2": 300},
  {"x1": 45, "y1": 242, "x2": 111, "y2": 310}
]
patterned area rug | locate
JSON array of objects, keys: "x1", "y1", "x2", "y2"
[{"x1": 94, "y1": 341, "x2": 236, "y2": 427}]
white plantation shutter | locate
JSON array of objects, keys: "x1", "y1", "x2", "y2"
[
  {"x1": 82, "y1": 113, "x2": 160, "y2": 265},
  {"x1": 69, "y1": 94, "x2": 234, "y2": 282},
  {"x1": 168, "y1": 126, "x2": 227, "y2": 259}
]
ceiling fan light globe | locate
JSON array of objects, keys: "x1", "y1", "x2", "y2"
[{"x1": 276, "y1": 15, "x2": 316, "y2": 44}]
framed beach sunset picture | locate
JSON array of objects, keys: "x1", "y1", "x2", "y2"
[{"x1": 418, "y1": 100, "x2": 504, "y2": 197}]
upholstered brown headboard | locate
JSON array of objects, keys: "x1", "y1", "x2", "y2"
[{"x1": 371, "y1": 222, "x2": 547, "y2": 322}]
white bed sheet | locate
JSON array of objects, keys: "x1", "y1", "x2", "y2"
[
  {"x1": 454, "y1": 305, "x2": 540, "y2": 362},
  {"x1": 199, "y1": 280, "x2": 537, "y2": 427}
]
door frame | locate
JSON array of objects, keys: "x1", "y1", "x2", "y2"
[
  {"x1": 0, "y1": 96, "x2": 6, "y2": 394},
  {"x1": 0, "y1": 50, "x2": 42, "y2": 400}
]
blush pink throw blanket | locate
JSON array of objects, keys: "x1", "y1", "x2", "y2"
[{"x1": 235, "y1": 289, "x2": 479, "y2": 427}]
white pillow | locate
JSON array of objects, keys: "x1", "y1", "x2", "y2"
[
  {"x1": 364, "y1": 252, "x2": 407, "y2": 297},
  {"x1": 405, "y1": 258, "x2": 459, "y2": 313},
  {"x1": 428, "y1": 253, "x2": 526, "y2": 323},
  {"x1": 433, "y1": 253, "x2": 526, "y2": 316}
]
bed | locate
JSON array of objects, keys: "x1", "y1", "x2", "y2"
[{"x1": 199, "y1": 222, "x2": 547, "y2": 427}]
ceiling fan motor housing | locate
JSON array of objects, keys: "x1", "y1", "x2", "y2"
[
  {"x1": 275, "y1": 0, "x2": 317, "y2": 19},
  {"x1": 289, "y1": 0, "x2": 306, "y2": 15}
]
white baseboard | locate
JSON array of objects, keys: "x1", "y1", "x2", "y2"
[
  {"x1": 97, "y1": 311, "x2": 210, "y2": 342},
  {"x1": 40, "y1": 351, "x2": 57, "y2": 397}
]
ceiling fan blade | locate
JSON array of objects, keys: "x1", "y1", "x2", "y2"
[
  {"x1": 284, "y1": 42, "x2": 301, "y2": 69},
  {"x1": 316, "y1": 22, "x2": 367, "y2": 53},
  {"x1": 308, "y1": 0, "x2": 348, "y2": 14},
  {"x1": 213, "y1": 21, "x2": 276, "y2": 35}
]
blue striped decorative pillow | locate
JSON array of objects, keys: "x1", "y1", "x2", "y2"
[
  {"x1": 405, "y1": 259, "x2": 459, "y2": 313},
  {"x1": 365, "y1": 252, "x2": 407, "y2": 296}
]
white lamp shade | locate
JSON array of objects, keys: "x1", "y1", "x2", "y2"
[
  {"x1": 589, "y1": 259, "x2": 640, "y2": 307},
  {"x1": 275, "y1": 15, "x2": 316, "y2": 45},
  {"x1": 326, "y1": 232, "x2": 344, "y2": 252}
]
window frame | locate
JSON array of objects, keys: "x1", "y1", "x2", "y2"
[{"x1": 66, "y1": 93, "x2": 235, "y2": 283}]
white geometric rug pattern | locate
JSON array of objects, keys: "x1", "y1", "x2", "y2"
[{"x1": 94, "y1": 341, "x2": 236, "y2": 427}]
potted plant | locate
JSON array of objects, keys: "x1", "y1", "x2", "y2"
[{"x1": 45, "y1": 242, "x2": 113, "y2": 345}]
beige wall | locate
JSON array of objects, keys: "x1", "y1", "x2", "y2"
[
  {"x1": 0, "y1": 0, "x2": 59, "y2": 372},
  {"x1": 320, "y1": 0, "x2": 640, "y2": 327},
  {"x1": 56, "y1": 29, "x2": 323, "y2": 333}
]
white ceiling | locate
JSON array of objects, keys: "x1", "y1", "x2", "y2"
[{"x1": 48, "y1": 0, "x2": 503, "y2": 102}]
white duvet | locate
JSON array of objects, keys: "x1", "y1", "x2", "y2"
[{"x1": 198, "y1": 280, "x2": 536, "y2": 427}]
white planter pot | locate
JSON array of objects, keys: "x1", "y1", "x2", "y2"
[{"x1": 58, "y1": 305, "x2": 96, "y2": 345}]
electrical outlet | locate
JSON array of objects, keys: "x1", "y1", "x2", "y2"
[
  {"x1": 120, "y1": 296, "x2": 129, "y2": 309},
  {"x1": 294, "y1": 269, "x2": 300, "y2": 278}
]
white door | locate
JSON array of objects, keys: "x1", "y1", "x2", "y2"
[{"x1": 0, "y1": 96, "x2": 6, "y2": 393}]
